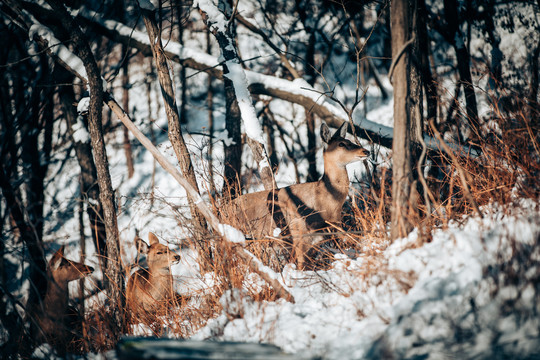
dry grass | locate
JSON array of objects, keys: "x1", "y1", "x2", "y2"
[{"x1": 433, "y1": 93, "x2": 538, "y2": 219}]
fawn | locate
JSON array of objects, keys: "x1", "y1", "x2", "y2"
[
  {"x1": 31, "y1": 245, "x2": 94, "y2": 354},
  {"x1": 126, "y1": 232, "x2": 182, "y2": 325},
  {"x1": 225, "y1": 122, "x2": 370, "y2": 269}
]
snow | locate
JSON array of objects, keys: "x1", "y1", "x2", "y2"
[
  {"x1": 77, "y1": 97, "x2": 90, "y2": 114},
  {"x1": 225, "y1": 61, "x2": 266, "y2": 145},
  {"x1": 218, "y1": 224, "x2": 246, "y2": 245},
  {"x1": 28, "y1": 23, "x2": 88, "y2": 80}
]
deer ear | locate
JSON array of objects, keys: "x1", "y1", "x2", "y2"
[
  {"x1": 333, "y1": 122, "x2": 348, "y2": 140},
  {"x1": 148, "y1": 232, "x2": 160, "y2": 246},
  {"x1": 135, "y1": 235, "x2": 149, "y2": 254},
  {"x1": 50, "y1": 246, "x2": 64, "y2": 270},
  {"x1": 320, "y1": 122, "x2": 331, "y2": 144}
]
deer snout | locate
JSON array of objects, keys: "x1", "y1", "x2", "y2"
[
  {"x1": 172, "y1": 254, "x2": 181, "y2": 263},
  {"x1": 363, "y1": 149, "x2": 371, "y2": 158},
  {"x1": 85, "y1": 266, "x2": 95, "y2": 274}
]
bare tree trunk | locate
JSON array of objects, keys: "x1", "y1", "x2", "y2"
[
  {"x1": 443, "y1": 0, "x2": 479, "y2": 139},
  {"x1": 224, "y1": 76, "x2": 243, "y2": 197},
  {"x1": 528, "y1": 44, "x2": 539, "y2": 121},
  {"x1": 295, "y1": 0, "x2": 319, "y2": 182},
  {"x1": 176, "y1": 0, "x2": 188, "y2": 125},
  {"x1": 0, "y1": 48, "x2": 49, "y2": 351},
  {"x1": 77, "y1": 192, "x2": 86, "y2": 314},
  {"x1": 418, "y1": 0, "x2": 437, "y2": 122},
  {"x1": 140, "y1": 7, "x2": 208, "y2": 233},
  {"x1": 45, "y1": 0, "x2": 125, "y2": 336},
  {"x1": 305, "y1": 35, "x2": 318, "y2": 182},
  {"x1": 0, "y1": 30, "x2": 50, "y2": 336},
  {"x1": 219, "y1": 12, "x2": 243, "y2": 198},
  {"x1": 0, "y1": 27, "x2": 48, "y2": 356},
  {"x1": 145, "y1": 62, "x2": 158, "y2": 207},
  {"x1": 390, "y1": 0, "x2": 422, "y2": 240},
  {"x1": 122, "y1": 44, "x2": 135, "y2": 179}
]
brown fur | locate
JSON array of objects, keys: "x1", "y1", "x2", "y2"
[
  {"x1": 31, "y1": 246, "x2": 94, "y2": 354},
  {"x1": 126, "y1": 233, "x2": 181, "y2": 325},
  {"x1": 224, "y1": 122, "x2": 370, "y2": 269}
]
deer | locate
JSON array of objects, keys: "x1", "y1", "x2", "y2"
[
  {"x1": 31, "y1": 245, "x2": 94, "y2": 354},
  {"x1": 224, "y1": 122, "x2": 370, "y2": 269},
  {"x1": 126, "y1": 232, "x2": 182, "y2": 325}
]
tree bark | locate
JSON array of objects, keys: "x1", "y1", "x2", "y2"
[
  {"x1": 206, "y1": 29, "x2": 217, "y2": 196},
  {"x1": 140, "y1": 6, "x2": 208, "y2": 233},
  {"x1": 305, "y1": 35, "x2": 318, "y2": 182},
  {"x1": 390, "y1": 0, "x2": 422, "y2": 240},
  {"x1": 224, "y1": 76, "x2": 243, "y2": 197},
  {"x1": 0, "y1": 25, "x2": 50, "y2": 338},
  {"x1": 44, "y1": 0, "x2": 125, "y2": 335},
  {"x1": 295, "y1": 0, "x2": 319, "y2": 182},
  {"x1": 176, "y1": 0, "x2": 188, "y2": 125},
  {"x1": 417, "y1": 0, "x2": 437, "y2": 122},
  {"x1": 121, "y1": 44, "x2": 135, "y2": 179}
]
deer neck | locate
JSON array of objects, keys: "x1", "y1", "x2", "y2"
[
  {"x1": 43, "y1": 279, "x2": 69, "y2": 317},
  {"x1": 321, "y1": 159, "x2": 350, "y2": 204},
  {"x1": 147, "y1": 269, "x2": 173, "y2": 298}
]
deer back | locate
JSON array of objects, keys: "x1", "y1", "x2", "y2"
[{"x1": 126, "y1": 233, "x2": 181, "y2": 319}]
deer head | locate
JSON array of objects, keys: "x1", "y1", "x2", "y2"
[
  {"x1": 134, "y1": 232, "x2": 181, "y2": 275},
  {"x1": 320, "y1": 122, "x2": 370, "y2": 168},
  {"x1": 48, "y1": 246, "x2": 94, "y2": 285}
]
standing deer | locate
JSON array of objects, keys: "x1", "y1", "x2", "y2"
[
  {"x1": 126, "y1": 232, "x2": 181, "y2": 325},
  {"x1": 32, "y1": 245, "x2": 94, "y2": 354},
  {"x1": 225, "y1": 122, "x2": 370, "y2": 269}
]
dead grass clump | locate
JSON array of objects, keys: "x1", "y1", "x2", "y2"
[{"x1": 453, "y1": 97, "x2": 538, "y2": 213}]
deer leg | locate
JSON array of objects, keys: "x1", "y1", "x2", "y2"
[{"x1": 289, "y1": 219, "x2": 309, "y2": 270}]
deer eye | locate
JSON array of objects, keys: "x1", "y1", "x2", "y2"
[
  {"x1": 339, "y1": 142, "x2": 346, "y2": 148},
  {"x1": 157, "y1": 251, "x2": 164, "y2": 255}
]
